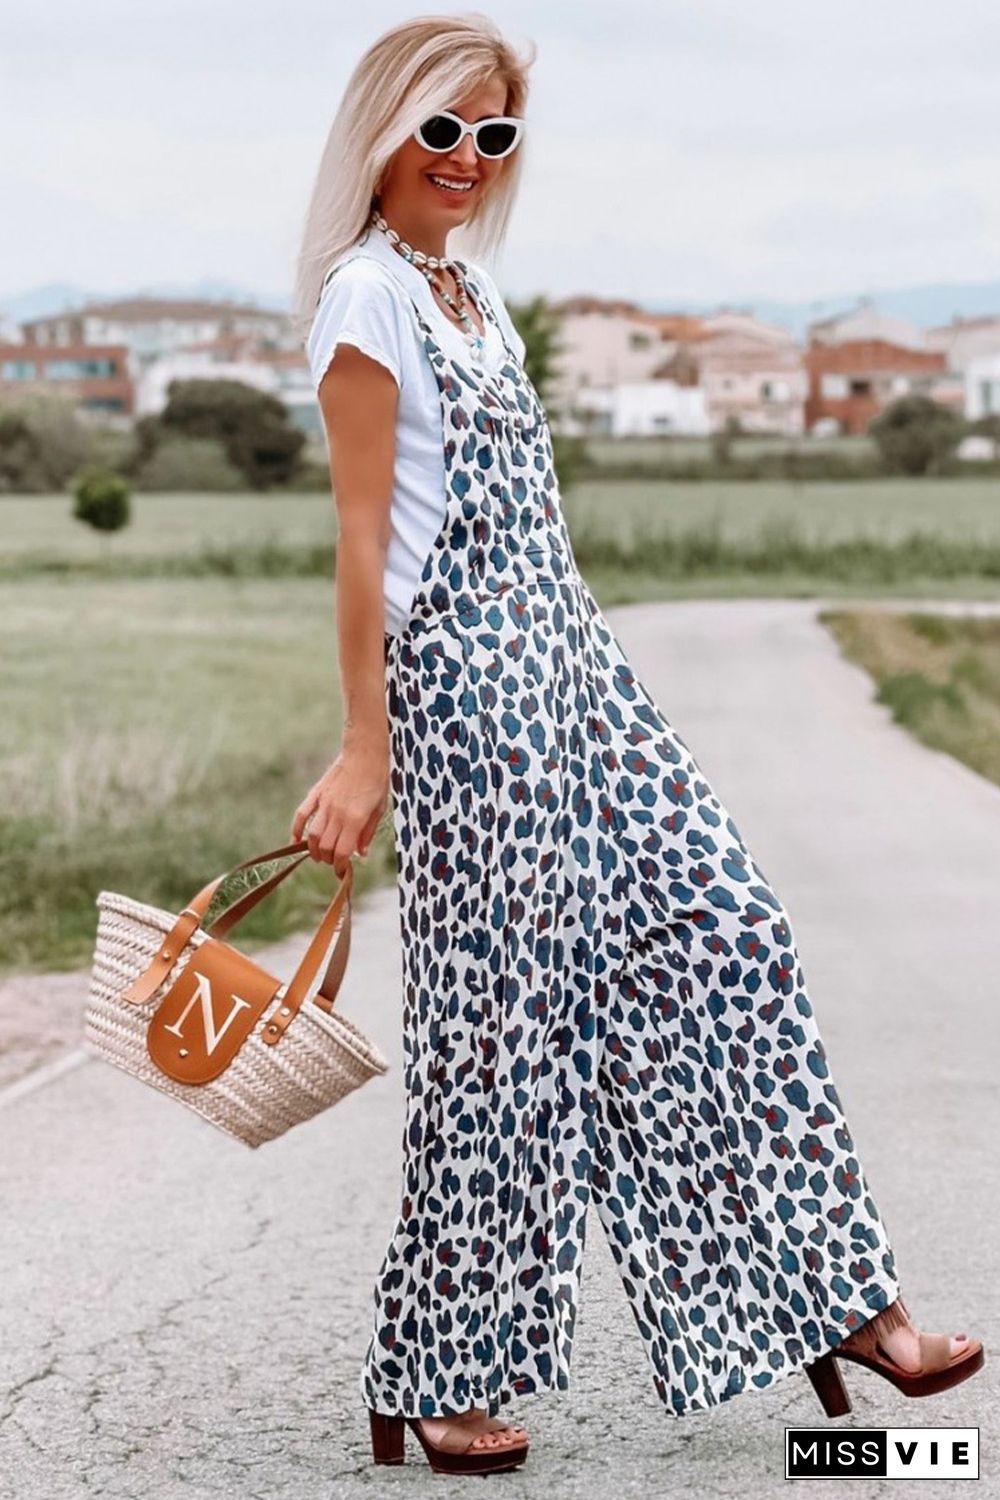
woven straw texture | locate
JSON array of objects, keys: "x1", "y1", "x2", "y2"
[{"x1": 85, "y1": 889, "x2": 389, "y2": 1148}]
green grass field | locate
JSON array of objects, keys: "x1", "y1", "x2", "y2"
[
  {"x1": 567, "y1": 477, "x2": 1000, "y2": 547},
  {"x1": 5, "y1": 478, "x2": 1000, "y2": 567},
  {"x1": 4, "y1": 481, "x2": 1000, "y2": 974},
  {"x1": 0, "y1": 492, "x2": 339, "y2": 562}
]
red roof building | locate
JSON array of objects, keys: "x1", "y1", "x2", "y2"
[
  {"x1": 0, "y1": 342, "x2": 133, "y2": 415},
  {"x1": 804, "y1": 338, "x2": 948, "y2": 435}
]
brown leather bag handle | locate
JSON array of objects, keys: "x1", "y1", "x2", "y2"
[
  {"x1": 205, "y1": 851, "x2": 352, "y2": 1006},
  {"x1": 188, "y1": 840, "x2": 311, "y2": 926},
  {"x1": 206, "y1": 851, "x2": 311, "y2": 939},
  {"x1": 260, "y1": 858, "x2": 354, "y2": 1044},
  {"x1": 122, "y1": 842, "x2": 352, "y2": 1008}
]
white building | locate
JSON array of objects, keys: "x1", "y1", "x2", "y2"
[
  {"x1": 958, "y1": 434, "x2": 999, "y2": 461},
  {"x1": 135, "y1": 351, "x2": 278, "y2": 416},
  {"x1": 965, "y1": 352, "x2": 1000, "y2": 421},
  {"x1": 808, "y1": 299, "x2": 926, "y2": 352},
  {"x1": 929, "y1": 315, "x2": 1000, "y2": 373},
  {"x1": 573, "y1": 379, "x2": 710, "y2": 437},
  {"x1": 22, "y1": 297, "x2": 295, "y2": 372}
]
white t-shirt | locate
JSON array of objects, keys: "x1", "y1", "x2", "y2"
[{"x1": 306, "y1": 224, "x2": 527, "y2": 636}]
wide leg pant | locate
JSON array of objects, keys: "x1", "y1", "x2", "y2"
[{"x1": 361, "y1": 577, "x2": 902, "y2": 1419}]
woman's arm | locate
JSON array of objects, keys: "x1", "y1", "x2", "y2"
[{"x1": 290, "y1": 343, "x2": 398, "y2": 877}]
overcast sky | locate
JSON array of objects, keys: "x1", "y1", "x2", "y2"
[{"x1": 3, "y1": 0, "x2": 998, "y2": 309}]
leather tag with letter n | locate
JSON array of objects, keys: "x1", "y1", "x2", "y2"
[{"x1": 147, "y1": 939, "x2": 283, "y2": 1085}]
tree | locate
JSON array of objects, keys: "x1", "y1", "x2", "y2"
[
  {"x1": 0, "y1": 392, "x2": 91, "y2": 492},
  {"x1": 513, "y1": 294, "x2": 562, "y2": 404},
  {"x1": 157, "y1": 378, "x2": 306, "y2": 489},
  {"x1": 869, "y1": 393, "x2": 963, "y2": 476},
  {"x1": 510, "y1": 294, "x2": 590, "y2": 494},
  {"x1": 710, "y1": 414, "x2": 742, "y2": 468},
  {"x1": 0, "y1": 409, "x2": 42, "y2": 493}
]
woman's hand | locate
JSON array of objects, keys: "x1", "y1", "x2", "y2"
[{"x1": 291, "y1": 736, "x2": 390, "y2": 878}]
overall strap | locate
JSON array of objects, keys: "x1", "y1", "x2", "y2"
[{"x1": 454, "y1": 260, "x2": 512, "y2": 359}]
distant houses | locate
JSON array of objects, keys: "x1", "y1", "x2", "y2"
[
  {"x1": 0, "y1": 343, "x2": 134, "y2": 416},
  {"x1": 801, "y1": 300, "x2": 962, "y2": 435},
  {"x1": 20, "y1": 297, "x2": 293, "y2": 368},
  {"x1": 549, "y1": 296, "x2": 711, "y2": 436},
  {"x1": 964, "y1": 355, "x2": 1000, "y2": 424},
  {"x1": 804, "y1": 339, "x2": 955, "y2": 436},
  {"x1": 7, "y1": 297, "x2": 314, "y2": 431},
  {"x1": 927, "y1": 313, "x2": 1000, "y2": 371},
  {"x1": 547, "y1": 291, "x2": 995, "y2": 439},
  {"x1": 548, "y1": 297, "x2": 806, "y2": 437},
  {"x1": 689, "y1": 311, "x2": 807, "y2": 437},
  {"x1": 808, "y1": 302, "x2": 928, "y2": 352},
  {"x1": 926, "y1": 315, "x2": 1000, "y2": 427},
  {"x1": 1, "y1": 286, "x2": 999, "y2": 442}
]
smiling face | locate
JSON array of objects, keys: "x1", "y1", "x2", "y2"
[{"x1": 375, "y1": 74, "x2": 514, "y2": 255}]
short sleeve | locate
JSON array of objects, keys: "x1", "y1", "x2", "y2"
[
  {"x1": 467, "y1": 262, "x2": 526, "y2": 364},
  {"x1": 306, "y1": 260, "x2": 404, "y2": 393}
]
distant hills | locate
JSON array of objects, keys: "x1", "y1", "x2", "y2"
[
  {"x1": 0, "y1": 280, "x2": 290, "y2": 324},
  {"x1": 709, "y1": 282, "x2": 1000, "y2": 339},
  {"x1": 3, "y1": 276, "x2": 999, "y2": 339}
]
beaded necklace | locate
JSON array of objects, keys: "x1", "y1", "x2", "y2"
[{"x1": 368, "y1": 207, "x2": 486, "y2": 359}]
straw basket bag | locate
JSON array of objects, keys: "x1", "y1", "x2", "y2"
[{"x1": 84, "y1": 841, "x2": 388, "y2": 1148}]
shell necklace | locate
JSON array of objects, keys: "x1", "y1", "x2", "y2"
[{"x1": 369, "y1": 207, "x2": 487, "y2": 359}]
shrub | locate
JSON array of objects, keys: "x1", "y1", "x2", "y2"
[
  {"x1": 72, "y1": 469, "x2": 132, "y2": 533},
  {"x1": 134, "y1": 434, "x2": 244, "y2": 492},
  {"x1": 551, "y1": 432, "x2": 590, "y2": 496},
  {"x1": 85, "y1": 425, "x2": 136, "y2": 475},
  {"x1": 158, "y1": 378, "x2": 306, "y2": 489},
  {"x1": 575, "y1": 445, "x2": 884, "y2": 482},
  {"x1": 869, "y1": 394, "x2": 964, "y2": 476}
]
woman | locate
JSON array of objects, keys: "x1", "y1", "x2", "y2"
[{"x1": 290, "y1": 13, "x2": 983, "y2": 1479}]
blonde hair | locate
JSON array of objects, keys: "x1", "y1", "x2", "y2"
[{"x1": 291, "y1": 12, "x2": 536, "y2": 344}]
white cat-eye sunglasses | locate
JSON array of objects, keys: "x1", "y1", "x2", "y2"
[{"x1": 413, "y1": 109, "x2": 525, "y2": 161}]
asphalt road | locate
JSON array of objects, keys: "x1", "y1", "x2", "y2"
[{"x1": 2, "y1": 597, "x2": 997, "y2": 1500}]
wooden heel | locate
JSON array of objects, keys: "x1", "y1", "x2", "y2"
[
  {"x1": 805, "y1": 1352, "x2": 852, "y2": 1417},
  {"x1": 369, "y1": 1409, "x2": 406, "y2": 1464}
]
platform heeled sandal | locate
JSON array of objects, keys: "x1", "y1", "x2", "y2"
[
  {"x1": 805, "y1": 1295, "x2": 985, "y2": 1417},
  {"x1": 368, "y1": 1407, "x2": 530, "y2": 1475}
]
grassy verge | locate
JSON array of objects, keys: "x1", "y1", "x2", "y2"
[
  {"x1": 820, "y1": 609, "x2": 1000, "y2": 790},
  {"x1": 0, "y1": 576, "x2": 396, "y2": 975}
]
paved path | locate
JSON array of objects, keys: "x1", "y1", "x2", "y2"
[{"x1": 3, "y1": 598, "x2": 998, "y2": 1499}]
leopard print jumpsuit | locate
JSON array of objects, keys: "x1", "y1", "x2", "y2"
[{"x1": 350, "y1": 257, "x2": 902, "y2": 1420}]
